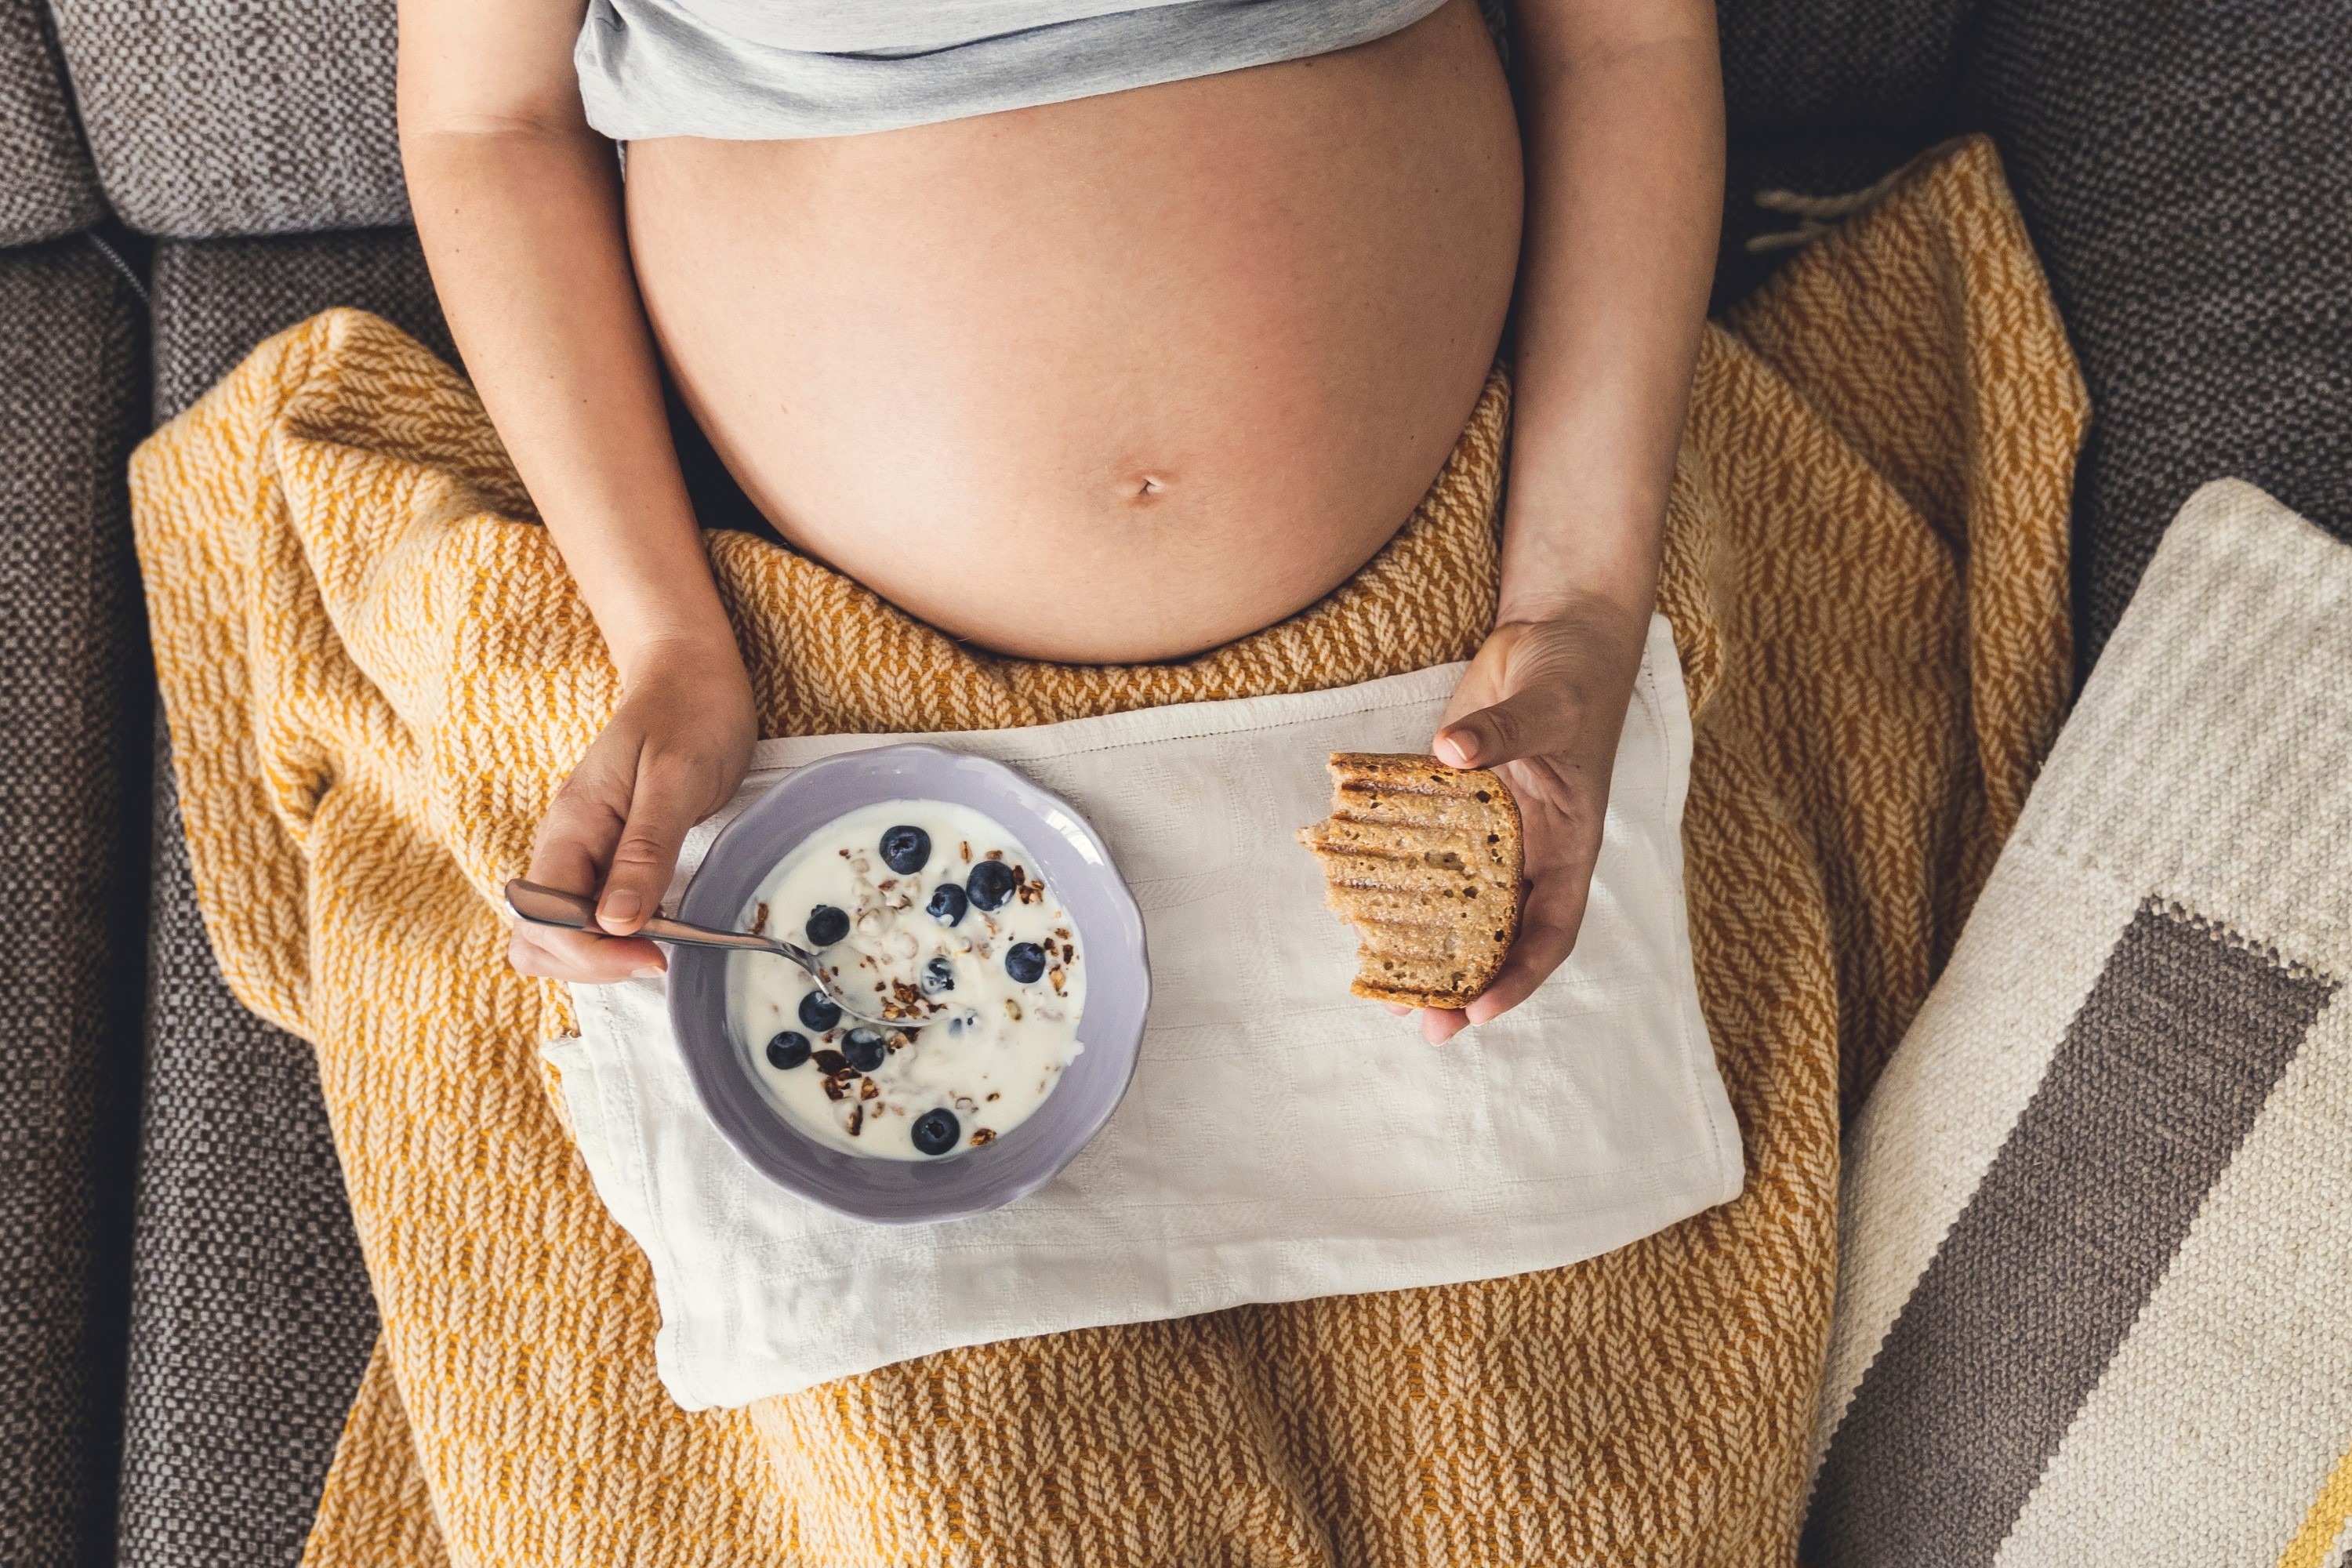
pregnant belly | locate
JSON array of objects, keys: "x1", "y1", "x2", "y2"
[{"x1": 625, "y1": 0, "x2": 1521, "y2": 662}]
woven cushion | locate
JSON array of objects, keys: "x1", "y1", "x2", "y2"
[
  {"x1": 0, "y1": 238, "x2": 146, "y2": 1568},
  {"x1": 1962, "y1": 0, "x2": 2352, "y2": 676},
  {"x1": 51, "y1": 0, "x2": 405, "y2": 239},
  {"x1": 114, "y1": 227, "x2": 448, "y2": 1568},
  {"x1": 0, "y1": 0, "x2": 103, "y2": 244},
  {"x1": 1805, "y1": 481, "x2": 2352, "y2": 1565}
]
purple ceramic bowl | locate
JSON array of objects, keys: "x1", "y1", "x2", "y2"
[{"x1": 668, "y1": 743, "x2": 1149, "y2": 1225}]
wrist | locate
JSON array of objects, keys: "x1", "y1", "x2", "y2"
[
  {"x1": 1493, "y1": 487, "x2": 1667, "y2": 633},
  {"x1": 610, "y1": 622, "x2": 749, "y2": 695},
  {"x1": 1493, "y1": 579, "x2": 1659, "y2": 645}
]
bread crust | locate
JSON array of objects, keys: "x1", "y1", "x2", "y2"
[{"x1": 1296, "y1": 752, "x2": 1524, "y2": 1010}]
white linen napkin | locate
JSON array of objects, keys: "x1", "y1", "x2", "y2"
[{"x1": 546, "y1": 614, "x2": 1741, "y2": 1410}]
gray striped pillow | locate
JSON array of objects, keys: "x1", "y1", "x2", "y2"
[{"x1": 1804, "y1": 480, "x2": 2352, "y2": 1567}]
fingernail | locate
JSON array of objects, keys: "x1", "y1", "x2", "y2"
[
  {"x1": 601, "y1": 891, "x2": 642, "y2": 924},
  {"x1": 1435, "y1": 731, "x2": 1475, "y2": 768},
  {"x1": 633, "y1": 963, "x2": 665, "y2": 980}
]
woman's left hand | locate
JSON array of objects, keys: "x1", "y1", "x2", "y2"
[{"x1": 1406, "y1": 601, "x2": 1653, "y2": 1044}]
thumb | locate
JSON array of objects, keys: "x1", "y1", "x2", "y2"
[
  {"x1": 1435, "y1": 684, "x2": 1568, "y2": 771},
  {"x1": 594, "y1": 762, "x2": 704, "y2": 935}
]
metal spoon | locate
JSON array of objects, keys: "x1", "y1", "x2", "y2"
[{"x1": 502, "y1": 878, "x2": 896, "y2": 1026}]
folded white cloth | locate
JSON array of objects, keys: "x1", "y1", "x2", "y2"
[{"x1": 546, "y1": 614, "x2": 1741, "y2": 1410}]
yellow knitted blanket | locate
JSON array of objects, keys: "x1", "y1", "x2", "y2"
[{"x1": 132, "y1": 138, "x2": 2084, "y2": 1566}]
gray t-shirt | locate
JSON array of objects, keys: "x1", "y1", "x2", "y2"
[{"x1": 576, "y1": 0, "x2": 1452, "y2": 141}]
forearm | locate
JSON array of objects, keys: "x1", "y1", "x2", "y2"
[
  {"x1": 401, "y1": 127, "x2": 739, "y2": 680},
  {"x1": 1500, "y1": 0, "x2": 1722, "y2": 628}
]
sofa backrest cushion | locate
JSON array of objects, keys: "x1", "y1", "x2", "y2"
[
  {"x1": 1961, "y1": 0, "x2": 2352, "y2": 677},
  {"x1": 42, "y1": 0, "x2": 1981, "y2": 241},
  {"x1": 52, "y1": 0, "x2": 405, "y2": 239},
  {"x1": 1716, "y1": 0, "x2": 1979, "y2": 135},
  {"x1": 0, "y1": 0, "x2": 103, "y2": 244}
]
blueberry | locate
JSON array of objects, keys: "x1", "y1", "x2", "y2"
[
  {"x1": 797, "y1": 990, "x2": 842, "y2": 1032},
  {"x1": 921, "y1": 956, "x2": 956, "y2": 994},
  {"x1": 764, "y1": 1031, "x2": 811, "y2": 1070},
  {"x1": 966, "y1": 859, "x2": 1018, "y2": 912},
  {"x1": 925, "y1": 883, "x2": 968, "y2": 926},
  {"x1": 842, "y1": 1027, "x2": 888, "y2": 1073},
  {"x1": 1004, "y1": 942, "x2": 1047, "y2": 985},
  {"x1": 911, "y1": 1108, "x2": 961, "y2": 1156},
  {"x1": 880, "y1": 825, "x2": 931, "y2": 875},
  {"x1": 805, "y1": 905, "x2": 850, "y2": 947}
]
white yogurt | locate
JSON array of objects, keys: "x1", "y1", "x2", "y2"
[{"x1": 727, "y1": 799, "x2": 1087, "y2": 1160}]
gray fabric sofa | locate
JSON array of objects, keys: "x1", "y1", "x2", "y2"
[{"x1": 2, "y1": 0, "x2": 2344, "y2": 1563}]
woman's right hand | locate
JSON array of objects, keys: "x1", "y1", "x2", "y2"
[
  {"x1": 507, "y1": 637, "x2": 758, "y2": 984},
  {"x1": 405, "y1": 0, "x2": 758, "y2": 986}
]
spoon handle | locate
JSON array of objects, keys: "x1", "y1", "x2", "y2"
[
  {"x1": 503, "y1": 878, "x2": 898, "y2": 1025},
  {"x1": 503, "y1": 879, "x2": 797, "y2": 957},
  {"x1": 637, "y1": 914, "x2": 786, "y2": 954}
]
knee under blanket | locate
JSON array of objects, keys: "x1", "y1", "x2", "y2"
[{"x1": 131, "y1": 137, "x2": 2084, "y2": 1566}]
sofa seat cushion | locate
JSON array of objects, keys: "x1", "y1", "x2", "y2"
[
  {"x1": 0, "y1": 236, "x2": 147, "y2": 1568},
  {"x1": 115, "y1": 740, "x2": 381, "y2": 1568},
  {"x1": 114, "y1": 227, "x2": 449, "y2": 1568},
  {"x1": 150, "y1": 228, "x2": 454, "y2": 420}
]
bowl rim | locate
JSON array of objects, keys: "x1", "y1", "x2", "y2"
[{"x1": 666, "y1": 742, "x2": 1149, "y2": 1224}]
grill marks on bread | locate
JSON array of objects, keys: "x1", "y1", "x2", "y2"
[{"x1": 1296, "y1": 753, "x2": 1523, "y2": 1009}]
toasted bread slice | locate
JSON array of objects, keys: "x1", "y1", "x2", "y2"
[{"x1": 1296, "y1": 752, "x2": 1523, "y2": 1009}]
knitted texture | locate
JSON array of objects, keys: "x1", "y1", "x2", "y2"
[
  {"x1": 1712, "y1": 132, "x2": 1950, "y2": 314},
  {"x1": 305, "y1": 1344, "x2": 451, "y2": 1568},
  {"x1": 129, "y1": 137, "x2": 2084, "y2": 1566}
]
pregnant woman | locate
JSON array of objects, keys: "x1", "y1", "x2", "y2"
[{"x1": 399, "y1": 0, "x2": 1722, "y2": 1036}]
